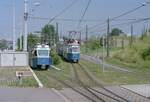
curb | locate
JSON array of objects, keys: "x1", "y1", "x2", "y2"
[{"x1": 29, "y1": 67, "x2": 43, "y2": 88}]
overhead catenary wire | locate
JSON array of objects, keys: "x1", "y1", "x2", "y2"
[
  {"x1": 111, "y1": 1, "x2": 150, "y2": 21},
  {"x1": 88, "y1": 22, "x2": 107, "y2": 31},
  {"x1": 47, "y1": 0, "x2": 79, "y2": 24},
  {"x1": 82, "y1": 17, "x2": 150, "y2": 34},
  {"x1": 87, "y1": 18, "x2": 150, "y2": 36},
  {"x1": 30, "y1": 0, "x2": 150, "y2": 39},
  {"x1": 111, "y1": 18, "x2": 150, "y2": 27},
  {"x1": 85, "y1": 1, "x2": 150, "y2": 31},
  {"x1": 78, "y1": 21, "x2": 107, "y2": 32},
  {"x1": 29, "y1": 16, "x2": 103, "y2": 22},
  {"x1": 77, "y1": 0, "x2": 92, "y2": 27}
]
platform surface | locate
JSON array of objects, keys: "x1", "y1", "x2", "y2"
[
  {"x1": 0, "y1": 88, "x2": 66, "y2": 102},
  {"x1": 121, "y1": 84, "x2": 150, "y2": 98}
]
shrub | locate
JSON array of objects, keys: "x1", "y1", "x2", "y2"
[
  {"x1": 113, "y1": 47, "x2": 141, "y2": 63},
  {"x1": 141, "y1": 47, "x2": 150, "y2": 60},
  {"x1": 87, "y1": 38, "x2": 100, "y2": 50},
  {"x1": 50, "y1": 49, "x2": 61, "y2": 65}
]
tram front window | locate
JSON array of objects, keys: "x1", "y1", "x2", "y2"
[
  {"x1": 38, "y1": 50, "x2": 49, "y2": 56},
  {"x1": 69, "y1": 46, "x2": 80, "y2": 53}
]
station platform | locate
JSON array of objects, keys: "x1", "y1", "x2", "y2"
[{"x1": 121, "y1": 84, "x2": 150, "y2": 98}]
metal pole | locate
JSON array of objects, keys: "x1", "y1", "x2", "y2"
[
  {"x1": 23, "y1": 0, "x2": 28, "y2": 51},
  {"x1": 146, "y1": 27, "x2": 149, "y2": 36},
  {"x1": 13, "y1": 0, "x2": 16, "y2": 51},
  {"x1": 79, "y1": 31, "x2": 81, "y2": 45},
  {"x1": 56, "y1": 22, "x2": 58, "y2": 43},
  {"x1": 102, "y1": 35, "x2": 105, "y2": 73},
  {"x1": 106, "y1": 18, "x2": 110, "y2": 57},
  {"x1": 19, "y1": 33, "x2": 22, "y2": 50},
  {"x1": 20, "y1": 17, "x2": 24, "y2": 50},
  {"x1": 85, "y1": 25, "x2": 88, "y2": 53},
  {"x1": 130, "y1": 24, "x2": 133, "y2": 47}
]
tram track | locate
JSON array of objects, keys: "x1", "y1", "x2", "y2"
[
  {"x1": 71, "y1": 63, "x2": 106, "y2": 102},
  {"x1": 34, "y1": 61, "x2": 150, "y2": 102},
  {"x1": 35, "y1": 61, "x2": 131, "y2": 102},
  {"x1": 43, "y1": 64, "x2": 106, "y2": 102},
  {"x1": 71, "y1": 63, "x2": 130, "y2": 102},
  {"x1": 48, "y1": 74, "x2": 100, "y2": 102}
]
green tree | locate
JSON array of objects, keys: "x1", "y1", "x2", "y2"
[
  {"x1": 110, "y1": 28, "x2": 123, "y2": 36},
  {"x1": 0, "y1": 39, "x2": 7, "y2": 50},
  {"x1": 87, "y1": 36, "x2": 100, "y2": 50},
  {"x1": 17, "y1": 38, "x2": 21, "y2": 50},
  {"x1": 41, "y1": 24, "x2": 57, "y2": 46},
  {"x1": 17, "y1": 35, "x2": 24, "y2": 51},
  {"x1": 17, "y1": 33, "x2": 40, "y2": 51},
  {"x1": 27, "y1": 33, "x2": 40, "y2": 50}
]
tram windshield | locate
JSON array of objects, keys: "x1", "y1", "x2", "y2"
[
  {"x1": 69, "y1": 46, "x2": 80, "y2": 53},
  {"x1": 38, "y1": 50, "x2": 49, "y2": 56}
]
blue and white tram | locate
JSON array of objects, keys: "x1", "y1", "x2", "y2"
[
  {"x1": 63, "y1": 42, "x2": 80, "y2": 63},
  {"x1": 30, "y1": 44, "x2": 52, "y2": 69}
]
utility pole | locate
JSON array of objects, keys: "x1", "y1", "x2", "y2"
[
  {"x1": 23, "y1": 0, "x2": 28, "y2": 51},
  {"x1": 102, "y1": 35, "x2": 105, "y2": 73},
  {"x1": 13, "y1": 0, "x2": 16, "y2": 51},
  {"x1": 146, "y1": 27, "x2": 149, "y2": 36},
  {"x1": 19, "y1": 33, "x2": 22, "y2": 50},
  {"x1": 79, "y1": 31, "x2": 81, "y2": 45},
  {"x1": 56, "y1": 22, "x2": 59, "y2": 43},
  {"x1": 121, "y1": 35, "x2": 124, "y2": 49},
  {"x1": 130, "y1": 24, "x2": 133, "y2": 47},
  {"x1": 85, "y1": 25, "x2": 88, "y2": 53},
  {"x1": 106, "y1": 18, "x2": 110, "y2": 57}
]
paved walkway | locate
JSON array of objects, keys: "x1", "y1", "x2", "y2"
[
  {"x1": 0, "y1": 86, "x2": 149, "y2": 102},
  {"x1": 60, "y1": 86, "x2": 150, "y2": 102},
  {"x1": 0, "y1": 88, "x2": 66, "y2": 102},
  {"x1": 121, "y1": 84, "x2": 150, "y2": 98}
]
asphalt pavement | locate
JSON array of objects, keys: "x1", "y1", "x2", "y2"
[{"x1": 0, "y1": 88, "x2": 66, "y2": 102}]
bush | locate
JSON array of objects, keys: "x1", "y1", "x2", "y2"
[
  {"x1": 87, "y1": 38, "x2": 100, "y2": 50},
  {"x1": 113, "y1": 47, "x2": 142, "y2": 63},
  {"x1": 141, "y1": 47, "x2": 150, "y2": 60},
  {"x1": 50, "y1": 49, "x2": 61, "y2": 65}
]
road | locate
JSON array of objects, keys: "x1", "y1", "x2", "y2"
[{"x1": 81, "y1": 54, "x2": 132, "y2": 73}]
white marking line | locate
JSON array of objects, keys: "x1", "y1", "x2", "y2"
[
  {"x1": 51, "y1": 65, "x2": 61, "y2": 71},
  {"x1": 29, "y1": 67, "x2": 43, "y2": 88},
  {"x1": 52, "y1": 88, "x2": 71, "y2": 102}
]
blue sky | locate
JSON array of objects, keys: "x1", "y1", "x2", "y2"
[{"x1": 0, "y1": 0, "x2": 150, "y2": 40}]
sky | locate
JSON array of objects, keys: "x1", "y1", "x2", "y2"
[{"x1": 0, "y1": 0, "x2": 150, "y2": 41}]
